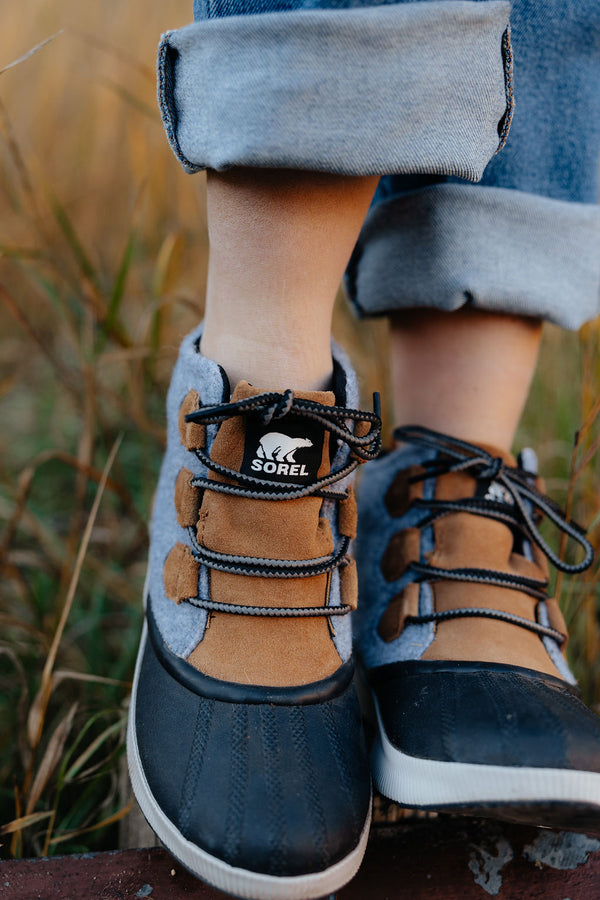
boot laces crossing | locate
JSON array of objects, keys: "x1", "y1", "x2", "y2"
[
  {"x1": 394, "y1": 425, "x2": 594, "y2": 647},
  {"x1": 180, "y1": 390, "x2": 381, "y2": 619}
]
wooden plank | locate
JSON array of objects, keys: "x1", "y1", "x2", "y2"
[
  {"x1": 3, "y1": 816, "x2": 600, "y2": 900},
  {"x1": 344, "y1": 817, "x2": 600, "y2": 899}
]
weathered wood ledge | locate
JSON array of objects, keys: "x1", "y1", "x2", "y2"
[{"x1": 3, "y1": 812, "x2": 600, "y2": 900}]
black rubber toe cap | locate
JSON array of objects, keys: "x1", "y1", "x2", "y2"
[
  {"x1": 369, "y1": 660, "x2": 600, "y2": 772},
  {"x1": 134, "y1": 618, "x2": 370, "y2": 878}
]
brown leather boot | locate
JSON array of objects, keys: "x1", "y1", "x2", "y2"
[
  {"x1": 355, "y1": 425, "x2": 600, "y2": 834},
  {"x1": 127, "y1": 328, "x2": 381, "y2": 898}
]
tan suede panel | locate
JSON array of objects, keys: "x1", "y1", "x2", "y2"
[
  {"x1": 422, "y1": 584, "x2": 563, "y2": 676},
  {"x1": 174, "y1": 468, "x2": 202, "y2": 529},
  {"x1": 353, "y1": 419, "x2": 372, "y2": 441},
  {"x1": 378, "y1": 582, "x2": 420, "y2": 642},
  {"x1": 340, "y1": 559, "x2": 358, "y2": 611},
  {"x1": 338, "y1": 486, "x2": 357, "y2": 540},
  {"x1": 207, "y1": 567, "x2": 331, "y2": 608},
  {"x1": 433, "y1": 470, "x2": 479, "y2": 503},
  {"x1": 187, "y1": 613, "x2": 339, "y2": 685},
  {"x1": 164, "y1": 542, "x2": 199, "y2": 604},
  {"x1": 188, "y1": 380, "x2": 345, "y2": 686},
  {"x1": 428, "y1": 512, "x2": 546, "y2": 583},
  {"x1": 381, "y1": 528, "x2": 421, "y2": 583},
  {"x1": 178, "y1": 390, "x2": 206, "y2": 451},
  {"x1": 384, "y1": 466, "x2": 425, "y2": 518},
  {"x1": 420, "y1": 463, "x2": 563, "y2": 678},
  {"x1": 198, "y1": 503, "x2": 333, "y2": 560}
]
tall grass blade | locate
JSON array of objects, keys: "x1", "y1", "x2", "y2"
[
  {"x1": 0, "y1": 283, "x2": 75, "y2": 390},
  {"x1": 0, "y1": 32, "x2": 64, "y2": 76},
  {"x1": 48, "y1": 193, "x2": 101, "y2": 292},
  {"x1": 26, "y1": 435, "x2": 123, "y2": 750},
  {"x1": 64, "y1": 720, "x2": 123, "y2": 783},
  {"x1": 68, "y1": 27, "x2": 154, "y2": 82},
  {"x1": 101, "y1": 80, "x2": 156, "y2": 119},
  {"x1": 48, "y1": 799, "x2": 134, "y2": 846},
  {"x1": 25, "y1": 703, "x2": 78, "y2": 815},
  {"x1": 53, "y1": 671, "x2": 130, "y2": 689},
  {"x1": 96, "y1": 230, "x2": 136, "y2": 353},
  {"x1": 1, "y1": 811, "x2": 54, "y2": 835}
]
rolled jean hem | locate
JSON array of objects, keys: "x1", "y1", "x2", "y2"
[
  {"x1": 345, "y1": 184, "x2": 600, "y2": 330},
  {"x1": 157, "y1": 1, "x2": 512, "y2": 178}
]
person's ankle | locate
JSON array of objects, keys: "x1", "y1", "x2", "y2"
[{"x1": 199, "y1": 334, "x2": 333, "y2": 392}]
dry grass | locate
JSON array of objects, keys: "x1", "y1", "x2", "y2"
[
  {"x1": 0, "y1": 0, "x2": 206, "y2": 857},
  {"x1": 0, "y1": 0, "x2": 599, "y2": 859}
]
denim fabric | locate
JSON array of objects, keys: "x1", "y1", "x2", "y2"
[
  {"x1": 156, "y1": 0, "x2": 600, "y2": 327},
  {"x1": 348, "y1": 0, "x2": 600, "y2": 328},
  {"x1": 190, "y1": 0, "x2": 599, "y2": 204},
  {"x1": 158, "y1": 3, "x2": 511, "y2": 179},
  {"x1": 196, "y1": 0, "x2": 499, "y2": 14},
  {"x1": 346, "y1": 183, "x2": 600, "y2": 329},
  {"x1": 379, "y1": 0, "x2": 600, "y2": 204}
]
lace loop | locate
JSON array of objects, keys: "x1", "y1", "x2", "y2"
[
  {"x1": 478, "y1": 455, "x2": 502, "y2": 481},
  {"x1": 186, "y1": 391, "x2": 382, "y2": 503},
  {"x1": 188, "y1": 531, "x2": 351, "y2": 579},
  {"x1": 405, "y1": 607, "x2": 566, "y2": 646},
  {"x1": 396, "y1": 425, "x2": 593, "y2": 575},
  {"x1": 389, "y1": 425, "x2": 594, "y2": 648},
  {"x1": 180, "y1": 391, "x2": 381, "y2": 618},
  {"x1": 409, "y1": 561, "x2": 549, "y2": 602},
  {"x1": 186, "y1": 598, "x2": 353, "y2": 617},
  {"x1": 260, "y1": 388, "x2": 294, "y2": 424},
  {"x1": 186, "y1": 390, "x2": 382, "y2": 461}
]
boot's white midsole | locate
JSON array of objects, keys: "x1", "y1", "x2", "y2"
[
  {"x1": 127, "y1": 624, "x2": 371, "y2": 900},
  {"x1": 372, "y1": 694, "x2": 600, "y2": 808}
]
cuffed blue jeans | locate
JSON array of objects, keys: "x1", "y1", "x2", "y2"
[{"x1": 158, "y1": 0, "x2": 600, "y2": 329}]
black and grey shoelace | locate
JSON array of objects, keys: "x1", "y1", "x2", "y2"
[
  {"x1": 181, "y1": 390, "x2": 381, "y2": 619},
  {"x1": 393, "y1": 425, "x2": 594, "y2": 646}
]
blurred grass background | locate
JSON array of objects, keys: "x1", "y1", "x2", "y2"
[{"x1": 0, "y1": 0, "x2": 598, "y2": 860}]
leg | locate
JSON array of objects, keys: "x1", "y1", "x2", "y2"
[
  {"x1": 353, "y1": 0, "x2": 600, "y2": 835},
  {"x1": 138, "y1": 1, "x2": 514, "y2": 893},
  {"x1": 390, "y1": 307, "x2": 542, "y2": 451},
  {"x1": 130, "y1": 173, "x2": 383, "y2": 899},
  {"x1": 202, "y1": 168, "x2": 378, "y2": 390}
]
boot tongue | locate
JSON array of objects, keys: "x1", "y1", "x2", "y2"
[
  {"x1": 435, "y1": 442, "x2": 518, "y2": 507},
  {"x1": 420, "y1": 440, "x2": 561, "y2": 676},
  {"x1": 189, "y1": 380, "x2": 345, "y2": 686},
  {"x1": 210, "y1": 381, "x2": 335, "y2": 485}
]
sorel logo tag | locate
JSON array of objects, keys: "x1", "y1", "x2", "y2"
[
  {"x1": 254, "y1": 433, "x2": 313, "y2": 474},
  {"x1": 483, "y1": 481, "x2": 514, "y2": 505},
  {"x1": 241, "y1": 418, "x2": 324, "y2": 484}
]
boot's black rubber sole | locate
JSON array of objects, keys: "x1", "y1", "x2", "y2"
[
  {"x1": 370, "y1": 694, "x2": 600, "y2": 836},
  {"x1": 128, "y1": 623, "x2": 372, "y2": 900}
]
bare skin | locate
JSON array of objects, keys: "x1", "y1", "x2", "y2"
[
  {"x1": 201, "y1": 168, "x2": 379, "y2": 391},
  {"x1": 201, "y1": 169, "x2": 542, "y2": 450},
  {"x1": 390, "y1": 307, "x2": 543, "y2": 452}
]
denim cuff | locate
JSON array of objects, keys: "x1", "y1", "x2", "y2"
[
  {"x1": 157, "y1": 1, "x2": 512, "y2": 179},
  {"x1": 345, "y1": 183, "x2": 600, "y2": 330}
]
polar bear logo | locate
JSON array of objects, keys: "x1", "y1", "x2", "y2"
[
  {"x1": 256, "y1": 432, "x2": 313, "y2": 462},
  {"x1": 484, "y1": 481, "x2": 514, "y2": 505}
]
